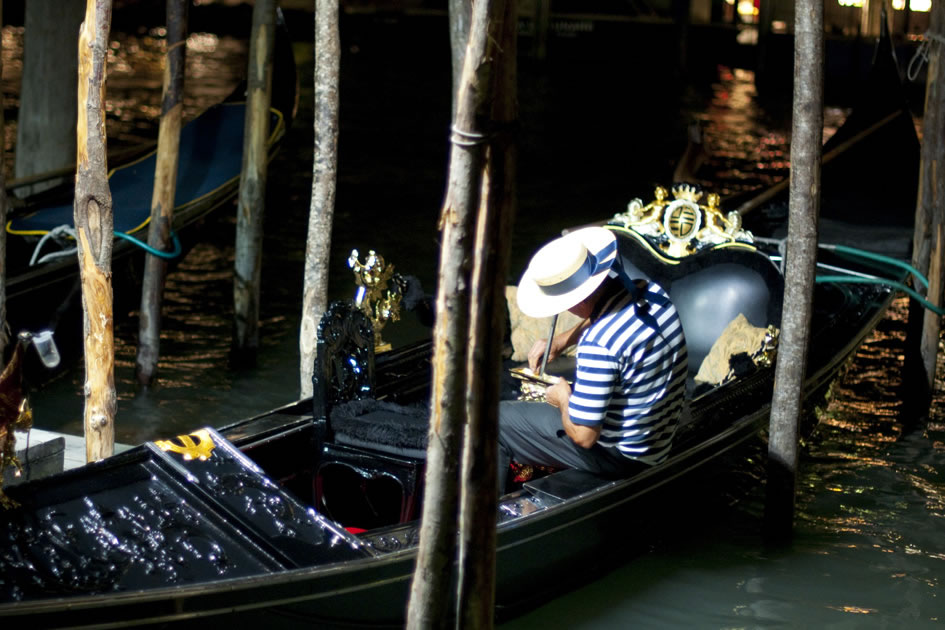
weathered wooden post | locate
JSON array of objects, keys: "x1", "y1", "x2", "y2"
[
  {"x1": 15, "y1": 0, "x2": 84, "y2": 197},
  {"x1": 458, "y1": 0, "x2": 517, "y2": 625},
  {"x1": 448, "y1": 0, "x2": 471, "y2": 104},
  {"x1": 0, "y1": 0, "x2": 8, "y2": 359},
  {"x1": 299, "y1": 0, "x2": 340, "y2": 398},
  {"x1": 764, "y1": 0, "x2": 824, "y2": 542},
  {"x1": 74, "y1": 0, "x2": 116, "y2": 462},
  {"x1": 233, "y1": 0, "x2": 276, "y2": 365},
  {"x1": 905, "y1": 1, "x2": 945, "y2": 417},
  {"x1": 136, "y1": 0, "x2": 188, "y2": 386},
  {"x1": 405, "y1": 0, "x2": 511, "y2": 625}
]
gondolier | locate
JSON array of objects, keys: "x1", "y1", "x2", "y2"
[{"x1": 498, "y1": 226, "x2": 689, "y2": 491}]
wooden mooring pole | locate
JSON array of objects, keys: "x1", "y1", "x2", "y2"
[
  {"x1": 136, "y1": 0, "x2": 188, "y2": 386},
  {"x1": 233, "y1": 0, "x2": 276, "y2": 365},
  {"x1": 0, "y1": 0, "x2": 8, "y2": 360},
  {"x1": 447, "y1": 0, "x2": 471, "y2": 105},
  {"x1": 458, "y1": 1, "x2": 517, "y2": 626},
  {"x1": 406, "y1": 0, "x2": 513, "y2": 626},
  {"x1": 764, "y1": 0, "x2": 824, "y2": 543},
  {"x1": 75, "y1": 0, "x2": 116, "y2": 462},
  {"x1": 300, "y1": 0, "x2": 340, "y2": 398},
  {"x1": 906, "y1": 1, "x2": 945, "y2": 417}
]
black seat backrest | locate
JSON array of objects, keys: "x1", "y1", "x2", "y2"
[
  {"x1": 311, "y1": 300, "x2": 429, "y2": 460},
  {"x1": 312, "y1": 300, "x2": 376, "y2": 428},
  {"x1": 614, "y1": 233, "x2": 783, "y2": 378}
]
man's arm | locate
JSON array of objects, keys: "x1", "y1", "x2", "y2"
[
  {"x1": 545, "y1": 378, "x2": 602, "y2": 449},
  {"x1": 526, "y1": 319, "x2": 592, "y2": 372}
]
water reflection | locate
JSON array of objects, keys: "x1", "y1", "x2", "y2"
[
  {"x1": 682, "y1": 66, "x2": 852, "y2": 201},
  {"x1": 0, "y1": 23, "x2": 246, "y2": 171}
]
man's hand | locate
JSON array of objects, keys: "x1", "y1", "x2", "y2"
[
  {"x1": 527, "y1": 338, "x2": 555, "y2": 372},
  {"x1": 545, "y1": 377, "x2": 571, "y2": 409}
]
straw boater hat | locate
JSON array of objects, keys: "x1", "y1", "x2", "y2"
[{"x1": 516, "y1": 226, "x2": 619, "y2": 319}]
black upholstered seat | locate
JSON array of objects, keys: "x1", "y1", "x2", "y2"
[
  {"x1": 614, "y1": 233, "x2": 784, "y2": 381},
  {"x1": 311, "y1": 300, "x2": 428, "y2": 528}
]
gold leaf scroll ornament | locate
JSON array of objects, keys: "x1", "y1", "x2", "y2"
[{"x1": 155, "y1": 428, "x2": 216, "y2": 461}]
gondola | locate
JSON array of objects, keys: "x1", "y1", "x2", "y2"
[
  {"x1": 1, "y1": 11, "x2": 299, "y2": 353},
  {"x1": 0, "y1": 15, "x2": 923, "y2": 629}
]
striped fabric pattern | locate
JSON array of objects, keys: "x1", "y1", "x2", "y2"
[{"x1": 568, "y1": 281, "x2": 688, "y2": 465}]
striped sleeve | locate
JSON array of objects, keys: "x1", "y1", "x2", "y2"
[{"x1": 568, "y1": 341, "x2": 618, "y2": 426}]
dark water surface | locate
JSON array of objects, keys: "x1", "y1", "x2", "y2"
[{"x1": 5, "y1": 5, "x2": 945, "y2": 628}]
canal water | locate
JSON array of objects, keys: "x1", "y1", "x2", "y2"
[{"x1": 4, "y1": 4, "x2": 945, "y2": 627}]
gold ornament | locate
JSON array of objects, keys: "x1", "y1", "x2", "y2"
[
  {"x1": 610, "y1": 183, "x2": 755, "y2": 259},
  {"x1": 348, "y1": 249, "x2": 403, "y2": 353},
  {"x1": 155, "y1": 428, "x2": 217, "y2": 461}
]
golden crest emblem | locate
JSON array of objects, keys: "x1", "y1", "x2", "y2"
[
  {"x1": 608, "y1": 183, "x2": 755, "y2": 260},
  {"x1": 665, "y1": 200, "x2": 701, "y2": 241}
]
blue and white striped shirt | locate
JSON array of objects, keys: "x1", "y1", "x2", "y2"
[{"x1": 568, "y1": 279, "x2": 688, "y2": 465}]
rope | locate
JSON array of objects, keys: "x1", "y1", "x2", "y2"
[
  {"x1": 815, "y1": 275, "x2": 945, "y2": 316},
  {"x1": 449, "y1": 121, "x2": 518, "y2": 148},
  {"x1": 449, "y1": 125, "x2": 492, "y2": 147},
  {"x1": 819, "y1": 243, "x2": 929, "y2": 290},
  {"x1": 907, "y1": 31, "x2": 945, "y2": 82},
  {"x1": 28, "y1": 225, "x2": 182, "y2": 266},
  {"x1": 29, "y1": 225, "x2": 76, "y2": 266},
  {"x1": 754, "y1": 236, "x2": 942, "y2": 316},
  {"x1": 113, "y1": 230, "x2": 182, "y2": 259}
]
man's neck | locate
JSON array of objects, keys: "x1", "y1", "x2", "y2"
[{"x1": 588, "y1": 277, "x2": 624, "y2": 321}]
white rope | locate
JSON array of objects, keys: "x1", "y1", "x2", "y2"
[
  {"x1": 907, "y1": 31, "x2": 945, "y2": 82},
  {"x1": 29, "y1": 224, "x2": 77, "y2": 267}
]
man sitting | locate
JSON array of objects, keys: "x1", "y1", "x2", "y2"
[{"x1": 498, "y1": 227, "x2": 689, "y2": 492}]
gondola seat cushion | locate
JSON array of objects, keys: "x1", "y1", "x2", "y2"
[
  {"x1": 694, "y1": 313, "x2": 770, "y2": 385},
  {"x1": 330, "y1": 398, "x2": 429, "y2": 460}
]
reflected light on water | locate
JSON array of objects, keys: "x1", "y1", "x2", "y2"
[
  {"x1": 0, "y1": 23, "x2": 246, "y2": 170},
  {"x1": 689, "y1": 67, "x2": 849, "y2": 199}
]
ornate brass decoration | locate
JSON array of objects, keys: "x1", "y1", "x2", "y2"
[
  {"x1": 510, "y1": 367, "x2": 567, "y2": 402},
  {"x1": 751, "y1": 325, "x2": 780, "y2": 368},
  {"x1": 348, "y1": 249, "x2": 403, "y2": 353},
  {"x1": 723, "y1": 324, "x2": 780, "y2": 386},
  {"x1": 609, "y1": 183, "x2": 754, "y2": 259},
  {"x1": 155, "y1": 428, "x2": 216, "y2": 461},
  {"x1": 0, "y1": 399, "x2": 33, "y2": 509},
  {"x1": 0, "y1": 340, "x2": 30, "y2": 510}
]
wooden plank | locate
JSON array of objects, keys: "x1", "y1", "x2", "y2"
[{"x1": 4, "y1": 436, "x2": 65, "y2": 485}]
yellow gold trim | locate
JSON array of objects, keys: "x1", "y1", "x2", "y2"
[
  {"x1": 605, "y1": 225, "x2": 682, "y2": 265},
  {"x1": 155, "y1": 428, "x2": 216, "y2": 461}
]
